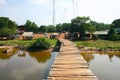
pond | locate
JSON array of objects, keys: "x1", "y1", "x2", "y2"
[
  {"x1": 81, "y1": 51, "x2": 120, "y2": 80},
  {"x1": 0, "y1": 48, "x2": 58, "y2": 80}
]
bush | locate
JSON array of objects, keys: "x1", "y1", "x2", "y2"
[
  {"x1": 0, "y1": 43, "x2": 4, "y2": 46},
  {"x1": 27, "y1": 38, "x2": 51, "y2": 51},
  {"x1": 108, "y1": 34, "x2": 120, "y2": 41}
]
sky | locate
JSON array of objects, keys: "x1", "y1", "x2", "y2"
[{"x1": 0, "y1": 0, "x2": 120, "y2": 26}]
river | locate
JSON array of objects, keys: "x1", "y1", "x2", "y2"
[
  {"x1": 0, "y1": 48, "x2": 58, "y2": 80},
  {"x1": 81, "y1": 51, "x2": 120, "y2": 80}
]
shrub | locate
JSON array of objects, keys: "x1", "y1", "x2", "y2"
[
  {"x1": 28, "y1": 38, "x2": 51, "y2": 51},
  {"x1": 0, "y1": 43, "x2": 4, "y2": 46},
  {"x1": 108, "y1": 34, "x2": 120, "y2": 41}
]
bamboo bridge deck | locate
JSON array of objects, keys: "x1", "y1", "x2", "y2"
[{"x1": 47, "y1": 39, "x2": 98, "y2": 80}]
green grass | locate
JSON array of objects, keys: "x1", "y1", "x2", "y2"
[
  {"x1": 0, "y1": 40, "x2": 36, "y2": 46},
  {"x1": 0, "y1": 39, "x2": 57, "y2": 46},
  {"x1": 48, "y1": 39, "x2": 57, "y2": 46},
  {"x1": 74, "y1": 40, "x2": 120, "y2": 50}
]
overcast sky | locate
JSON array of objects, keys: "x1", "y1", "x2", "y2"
[{"x1": 0, "y1": 0, "x2": 120, "y2": 26}]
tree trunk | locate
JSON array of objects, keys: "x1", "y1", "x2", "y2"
[{"x1": 90, "y1": 33, "x2": 92, "y2": 39}]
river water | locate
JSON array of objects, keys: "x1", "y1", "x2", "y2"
[
  {"x1": 81, "y1": 51, "x2": 120, "y2": 80},
  {"x1": 0, "y1": 48, "x2": 58, "y2": 80},
  {"x1": 1, "y1": 48, "x2": 120, "y2": 80}
]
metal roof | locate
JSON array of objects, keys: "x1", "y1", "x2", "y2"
[
  {"x1": 93, "y1": 31, "x2": 108, "y2": 35},
  {"x1": 23, "y1": 32, "x2": 33, "y2": 36}
]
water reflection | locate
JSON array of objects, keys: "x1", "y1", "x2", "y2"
[
  {"x1": 80, "y1": 51, "x2": 120, "y2": 63},
  {"x1": 80, "y1": 51, "x2": 120, "y2": 80},
  {"x1": 29, "y1": 50, "x2": 51, "y2": 63},
  {"x1": 81, "y1": 52, "x2": 94, "y2": 63},
  {"x1": 0, "y1": 48, "x2": 17, "y2": 60},
  {"x1": 0, "y1": 49, "x2": 55, "y2": 80}
]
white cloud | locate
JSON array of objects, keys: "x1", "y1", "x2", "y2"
[
  {"x1": 29, "y1": 0, "x2": 49, "y2": 5},
  {"x1": 0, "y1": 0, "x2": 6, "y2": 5},
  {"x1": 10, "y1": 61, "x2": 47, "y2": 80}
]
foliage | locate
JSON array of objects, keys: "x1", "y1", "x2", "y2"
[
  {"x1": 71, "y1": 16, "x2": 90, "y2": 38},
  {"x1": 75, "y1": 40, "x2": 120, "y2": 50},
  {"x1": 0, "y1": 39, "x2": 57, "y2": 46},
  {"x1": 27, "y1": 38, "x2": 51, "y2": 51},
  {"x1": 39, "y1": 25, "x2": 48, "y2": 33},
  {"x1": 62, "y1": 23, "x2": 71, "y2": 32},
  {"x1": 56, "y1": 24, "x2": 62, "y2": 32},
  {"x1": 0, "y1": 17, "x2": 17, "y2": 37},
  {"x1": 0, "y1": 40, "x2": 35, "y2": 46},
  {"x1": 0, "y1": 43, "x2": 4, "y2": 46},
  {"x1": 24, "y1": 20, "x2": 38, "y2": 33},
  {"x1": 86, "y1": 23, "x2": 96, "y2": 39},
  {"x1": 47, "y1": 25, "x2": 56, "y2": 32},
  {"x1": 112, "y1": 19, "x2": 120, "y2": 28},
  {"x1": 112, "y1": 34, "x2": 120, "y2": 41},
  {"x1": 86, "y1": 23, "x2": 96, "y2": 33},
  {"x1": 56, "y1": 23, "x2": 71, "y2": 33},
  {"x1": 108, "y1": 25, "x2": 120, "y2": 41},
  {"x1": 90, "y1": 21, "x2": 110, "y2": 31},
  {"x1": 112, "y1": 19, "x2": 120, "y2": 34}
]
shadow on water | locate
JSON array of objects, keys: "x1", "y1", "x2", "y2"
[
  {"x1": 43, "y1": 40, "x2": 61, "y2": 79},
  {"x1": 52, "y1": 40, "x2": 61, "y2": 52}
]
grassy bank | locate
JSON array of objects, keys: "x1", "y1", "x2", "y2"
[
  {"x1": 0, "y1": 39, "x2": 57, "y2": 46},
  {"x1": 75, "y1": 40, "x2": 120, "y2": 51}
]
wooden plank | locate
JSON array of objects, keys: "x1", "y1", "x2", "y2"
[
  {"x1": 47, "y1": 77, "x2": 98, "y2": 80},
  {"x1": 47, "y1": 39, "x2": 98, "y2": 80}
]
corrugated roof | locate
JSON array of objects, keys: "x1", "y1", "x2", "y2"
[
  {"x1": 23, "y1": 32, "x2": 33, "y2": 36},
  {"x1": 93, "y1": 31, "x2": 108, "y2": 35}
]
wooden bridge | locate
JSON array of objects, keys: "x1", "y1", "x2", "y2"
[{"x1": 47, "y1": 39, "x2": 98, "y2": 80}]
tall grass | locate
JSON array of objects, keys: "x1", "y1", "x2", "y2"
[
  {"x1": 75, "y1": 40, "x2": 120, "y2": 50},
  {"x1": 0, "y1": 39, "x2": 57, "y2": 46}
]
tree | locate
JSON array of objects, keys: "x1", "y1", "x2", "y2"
[
  {"x1": 39, "y1": 25, "x2": 48, "y2": 33},
  {"x1": 56, "y1": 24, "x2": 63, "y2": 32},
  {"x1": 90, "y1": 21, "x2": 110, "y2": 31},
  {"x1": 86, "y1": 23, "x2": 96, "y2": 39},
  {"x1": 112, "y1": 19, "x2": 120, "y2": 34},
  {"x1": 47, "y1": 25, "x2": 56, "y2": 32},
  {"x1": 62, "y1": 23, "x2": 71, "y2": 32},
  {"x1": 112, "y1": 19, "x2": 120, "y2": 28},
  {"x1": 108, "y1": 24, "x2": 120, "y2": 40},
  {"x1": 71, "y1": 16, "x2": 90, "y2": 38},
  {"x1": 24, "y1": 20, "x2": 38, "y2": 33},
  {"x1": 0, "y1": 17, "x2": 17, "y2": 39}
]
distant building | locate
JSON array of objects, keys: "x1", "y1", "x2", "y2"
[
  {"x1": 85, "y1": 31, "x2": 108, "y2": 39},
  {"x1": 17, "y1": 25, "x2": 25, "y2": 34},
  {"x1": 93, "y1": 31, "x2": 108, "y2": 35},
  {"x1": 50, "y1": 33, "x2": 59, "y2": 39},
  {"x1": 22, "y1": 32, "x2": 33, "y2": 40}
]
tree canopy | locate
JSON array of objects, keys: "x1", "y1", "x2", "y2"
[
  {"x1": 47, "y1": 25, "x2": 56, "y2": 32},
  {"x1": 0, "y1": 17, "x2": 17, "y2": 37},
  {"x1": 112, "y1": 19, "x2": 120, "y2": 28},
  {"x1": 24, "y1": 20, "x2": 38, "y2": 33},
  {"x1": 71, "y1": 16, "x2": 90, "y2": 37},
  {"x1": 112, "y1": 19, "x2": 120, "y2": 34},
  {"x1": 56, "y1": 24, "x2": 62, "y2": 33},
  {"x1": 108, "y1": 25, "x2": 120, "y2": 41},
  {"x1": 90, "y1": 21, "x2": 110, "y2": 31},
  {"x1": 39, "y1": 25, "x2": 48, "y2": 33}
]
